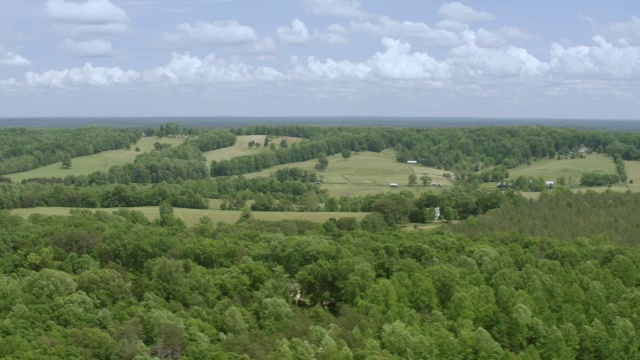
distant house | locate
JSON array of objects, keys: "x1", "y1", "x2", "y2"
[
  {"x1": 422, "y1": 171, "x2": 429, "y2": 174},
  {"x1": 407, "y1": 160, "x2": 418, "y2": 164},
  {"x1": 450, "y1": 174, "x2": 457, "y2": 180},
  {"x1": 390, "y1": 183, "x2": 399, "y2": 188},
  {"x1": 578, "y1": 145, "x2": 589, "y2": 153},
  {"x1": 431, "y1": 183, "x2": 443, "y2": 187},
  {"x1": 435, "y1": 207, "x2": 441, "y2": 220},
  {"x1": 545, "y1": 181, "x2": 555, "y2": 187}
]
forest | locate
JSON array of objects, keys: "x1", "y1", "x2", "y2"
[{"x1": 1, "y1": 123, "x2": 640, "y2": 359}]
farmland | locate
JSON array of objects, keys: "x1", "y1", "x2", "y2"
[
  {"x1": 10, "y1": 207, "x2": 368, "y2": 226},
  {"x1": 203, "y1": 135, "x2": 303, "y2": 163},
  {"x1": 245, "y1": 149, "x2": 453, "y2": 197},
  {"x1": 6, "y1": 136, "x2": 185, "y2": 182}
]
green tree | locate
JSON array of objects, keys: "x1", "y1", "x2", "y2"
[
  {"x1": 408, "y1": 174, "x2": 417, "y2": 186},
  {"x1": 61, "y1": 153, "x2": 72, "y2": 169},
  {"x1": 280, "y1": 139, "x2": 288, "y2": 148},
  {"x1": 420, "y1": 175, "x2": 432, "y2": 186},
  {"x1": 341, "y1": 148, "x2": 352, "y2": 160}
]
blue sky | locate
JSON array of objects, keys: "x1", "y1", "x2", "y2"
[{"x1": 0, "y1": 0, "x2": 639, "y2": 119}]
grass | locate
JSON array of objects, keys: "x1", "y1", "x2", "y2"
[
  {"x1": 245, "y1": 149, "x2": 453, "y2": 197},
  {"x1": 6, "y1": 137, "x2": 185, "y2": 182},
  {"x1": 204, "y1": 136, "x2": 303, "y2": 163},
  {"x1": 10, "y1": 207, "x2": 368, "y2": 227},
  {"x1": 482, "y1": 154, "x2": 640, "y2": 195},
  {"x1": 507, "y1": 154, "x2": 615, "y2": 181}
]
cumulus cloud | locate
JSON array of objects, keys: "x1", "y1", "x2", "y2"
[
  {"x1": 163, "y1": 20, "x2": 275, "y2": 55},
  {"x1": 233, "y1": 37, "x2": 277, "y2": 55},
  {"x1": 547, "y1": 36, "x2": 640, "y2": 78},
  {"x1": 305, "y1": 0, "x2": 366, "y2": 18},
  {"x1": 144, "y1": 52, "x2": 284, "y2": 83},
  {"x1": 46, "y1": 0, "x2": 130, "y2": 36},
  {"x1": 351, "y1": 16, "x2": 472, "y2": 48},
  {"x1": 475, "y1": 27, "x2": 531, "y2": 48},
  {"x1": 448, "y1": 43, "x2": 543, "y2": 77},
  {"x1": 163, "y1": 21, "x2": 259, "y2": 46},
  {"x1": 0, "y1": 46, "x2": 32, "y2": 66},
  {"x1": 25, "y1": 63, "x2": 140, "y2": 87},
  {"x1": 61, "y1": 39, "x2": 117, "y2": 57},
  {"x1": 277, "y1": 19, "x2": 311, "y2": 46},
  {"x1": 438, "y1": 2, "x2": 495, "y2": 23},
  {"x1": 369, "y1": 38, "x2": 450, "y2": 80},
  {"x1": 597, "y1": 16, "x2": 640, "y2": 46},
  {"x1": 316, "y1": 24, "x2": 350, "y2": 45},
  {"x1": 294, "y1": 37, "x2": 450, "y2": 81},
  {"x1": 46, "y1": 0, "x2": 129, "y2": 24}
]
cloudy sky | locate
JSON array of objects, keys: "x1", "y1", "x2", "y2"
[{"x1": 1, "y1": 0, "x2": 639, "y2": 119}]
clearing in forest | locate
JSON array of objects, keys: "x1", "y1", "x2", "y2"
[
  {"x1": 203, "y1": 135, "x2": 304, "y2": 163},
  {"x1": 244, "y1": 149, "x2": 453, "y2": 197},
  {"x1": 507, "y1": 154, "x2": 615, "y2": 182},
  {"x1": 6, "y1": 136, "x2": 185, "y2": 182},
  {"x1": 11, "y1": 207, "x2": 368, "y2": 226}
]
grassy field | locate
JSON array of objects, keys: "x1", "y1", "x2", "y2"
[
  {"x1": 6, "y1": 136, "x2": 185, "y2": 182},
  {"x1": 10, "y1": 207, "x2": 367, "y2": 227},
  {"x1": 507, "y1": 154, "x2": 615, "y2": 181},
  {"x1": 203, "y1": 135, "x2": 303, "y2": 163},
  {"x1": 624, "y1": 160, "x2": 640, "y2": 192},
  {"x1": 245, "y1": 149, "x2": 453, "y2": 197}
]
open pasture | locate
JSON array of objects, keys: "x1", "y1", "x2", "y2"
[
  {"x1": 507, "y1": 154, "x2": 615, "y2": 182},
  {"x1": 203, "y1": 135, "x2": 303, "y2": 163},
  {"x1": 10, "y1": 207, "x2": 367, "y2": 226},
  {"x1": 245, "y1": 149, "x2": 453, "y2": 197},
  {"x1": 6, "y1": 136, "x2": 185, "y2": 182}
]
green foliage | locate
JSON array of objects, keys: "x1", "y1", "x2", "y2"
[{"x1": 0, "y1": 206, "x2": 638, "y2": 358}]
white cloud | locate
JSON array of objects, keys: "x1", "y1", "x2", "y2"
[
  {"x1": 438, "y1": 2, "x2": 495, "y2": 23},
  {"x1": 369, "y1": 38, "x2": 450, "y2": 80},
  {"x1": 277, "y1": 19, "x2": 311, "y2": 46},
  {"x1": 476, "y1": 27, "x2": 531, "y2": 48},
  {"x1": 548, "y1": 36, "x2": 640, "y2": 78},
  {"x1": 46, "y1": 0, "x2": 130, "y2": 36},
  {"x1": 144, "y1": 52, "x2": 284, "y2": 83},
  {"x1": 598, "y1": 16, "x2": 640, "y2": 46},
  {"x1": 25, "y1": 63, "x2": 140, "y2": 87},
  {"x1": 163, "y1": 21, "x2": 259, "y2": 46},
  {"x1": 306, "y1": 0, "x2": 366, "y2": 18},
  {"x1": 448, "y1": 43, "x2": 543, "y2": 77},
  {"x1": 61, "y1": 39, "x2": 117, "y2": 57},
  {"x1": 0, "y1": 46, "x2": 32, "y2": 66},
  {"x1": 316, "y1": 24, "x2": 350, "y2": 45},
  {"x1": 294, "y1": 38, "x2": 450, "y2": 81},
  {"x1": 233, "y1": 37, "x2": 277, "y2": 55},
  {"x1": 162, "y1": 20, "x2": 275, "y2": 55},
  {"x1": 351, "y1": 16, "x2": 472, "y2": 48},
  {"x1": 46, "y1": 0, "x2": 129, "y2": 24}
]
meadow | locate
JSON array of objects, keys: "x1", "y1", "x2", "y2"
[
  {"x1": 10, "y1": 207, "x2": 368, "y2": 226},
  {"x1": 507, "y1": 153, "x2": 615, "y2": 181},
  {"x1": 245, "y1": 149, "x2": 453, "y2": 197},
  {"x1": 203, "y1": 135, "x2": 303, "y2": 163},
  {"x1": 6, "y1": 136, "x2": 185, "y2": 182}
]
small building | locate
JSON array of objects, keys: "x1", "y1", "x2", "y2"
[
  {"x1": 545, "y1": 181, "x2": 555, "y2": 187},
  {"x1": 422, "y1": 171, "x2": 429, "y2": 174},
  {"x1": 578, "y1": 145, "x2": 589, "y2": 153},
  {"x1": 390, "y1": 183, "x2": 399, "y2": 188},
  {"x1": 435, "y1": 207, "x2": 441, "y2": 220},
  {"x1": 407, "y1": 160, "x2": 418, "y2": 164},
  {"x1": 431, "y1": 183, "x2": 443, "y2": 187}
]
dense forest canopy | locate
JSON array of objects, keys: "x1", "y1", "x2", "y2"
[{"x1": 1, "y1": 193, "x2": 640, "y2": 358}]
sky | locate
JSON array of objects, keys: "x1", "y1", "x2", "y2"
[{"x1": 0, "y1": 0, "x2": 639, "y2": 119}]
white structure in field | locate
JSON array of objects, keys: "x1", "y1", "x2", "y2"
[
  {"x1": 545, "y1": 181, "x2": 555, "y2": 187},
  {"x1": 390, "y1": 183, "x2": 398, "y2": 188},
  {"x1": 407, "y1": 160, "x2": 418, "y2": 164}
]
